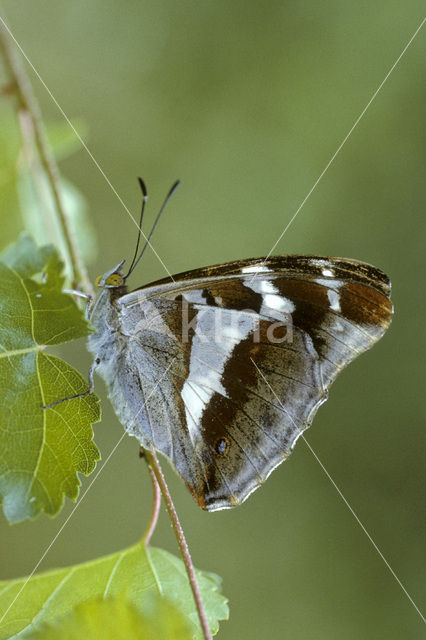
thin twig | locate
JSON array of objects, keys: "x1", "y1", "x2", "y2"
[
  {"x1": 141, "y1": 450, "x2": 162, "y2": 546},
  {"x1": 144, "y1": 449, "x2": 212, "y2": 640},
  {"x1": 0, "y1": 11, "x2": 93, "y2": 295}
]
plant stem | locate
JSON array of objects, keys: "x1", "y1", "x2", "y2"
[
  {"x1": 141, "y1": 451, "x2": 161, "y2": 546},
  {"x1": 144, "y1": 449, "x2": 212, "y2": 640},
  {"x1": 0, "y1": 12, "x2": 93, "y2": 295}
]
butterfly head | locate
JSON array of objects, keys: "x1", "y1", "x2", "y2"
[{"x1": 95, "y1": 260, "x2": 126, "y2": 289}]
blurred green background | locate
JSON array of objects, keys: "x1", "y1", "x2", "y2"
[{"x1": 0, "y1": 2, "x2": 425, "y2": 638}]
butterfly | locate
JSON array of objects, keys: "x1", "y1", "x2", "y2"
[{"x1": 72, "y1": 181, "x2": 394, "y2": 511}]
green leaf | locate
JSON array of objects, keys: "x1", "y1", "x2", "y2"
[
  {"x1": 0, "y1": 544, "x2": 229, "y2": 639},
  {"x1": 26, "y1": 595, "x2": 192, "y2": 640},
  {"x1": 0, "y1": 233, "x2": 56, "y2": 279},
  {"x1": 45, "y1": 119, "x2": 88, "y2": 162},
  {"x1": 18, "y1": 173, "x2": 98, "y2": 276},
  {"x1": 0, "y1": 110, "x2": 92, "y2": 258},
  {"x1": 0, "y1": 236, "x2": 100, "y2": 523}
]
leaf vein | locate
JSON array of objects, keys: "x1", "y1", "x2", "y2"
[{"x1": 103, "y1": 552, "x2": 126, "y2": 598}]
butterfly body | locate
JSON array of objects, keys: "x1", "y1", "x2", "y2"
[{"x1": 88, "y1": 255, "x2": 393, "y2": 511}]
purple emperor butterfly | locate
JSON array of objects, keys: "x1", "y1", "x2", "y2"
[{"x1": 81, "y1": 182, "x2": 393, "y2": 510}]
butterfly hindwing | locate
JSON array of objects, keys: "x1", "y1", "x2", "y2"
[{"x1": 103, "y1": 256, "x2": 392, "y2": 510}]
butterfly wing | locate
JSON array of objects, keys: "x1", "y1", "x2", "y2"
[{"x1": 113, "y1": 255, "x2": 392, "y2": 510}]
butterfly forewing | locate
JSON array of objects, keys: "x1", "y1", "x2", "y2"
[{"x1": 92, "y1": 255, "x2": 392, "y2": 511}]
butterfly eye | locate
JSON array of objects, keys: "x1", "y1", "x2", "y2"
[
  {"x1": 95, "y1": 275, "x2": 103, "y2": 288},
  {"x1": 105, "y1": 273, "x2": 124, "y2": 287}
]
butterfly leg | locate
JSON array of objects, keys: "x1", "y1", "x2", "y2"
[
  {"x1": 41, "y1": 358, "x2": 99, "y2": 410},
  {"x1": 63, "y1": 289, "x2": 94, "y2": 319}
]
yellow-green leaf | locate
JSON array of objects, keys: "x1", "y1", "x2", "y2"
[
  {"x1": 0, "y1": 545, "x2": 229, "y2": 639},
  {"x1": 0, "y1": 236, "x2": 100, "y2": 523},
  {"x1": 26, "y1": 595, "x2": 192, "y2": 640}
]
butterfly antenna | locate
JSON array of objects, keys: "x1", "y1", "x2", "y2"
[
  {"x1": 126, "y1": 177, "x2": 148, "y2": 277},
  {"x1": 127, "y1": 179, "x2": 180, "y2": 277}
]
